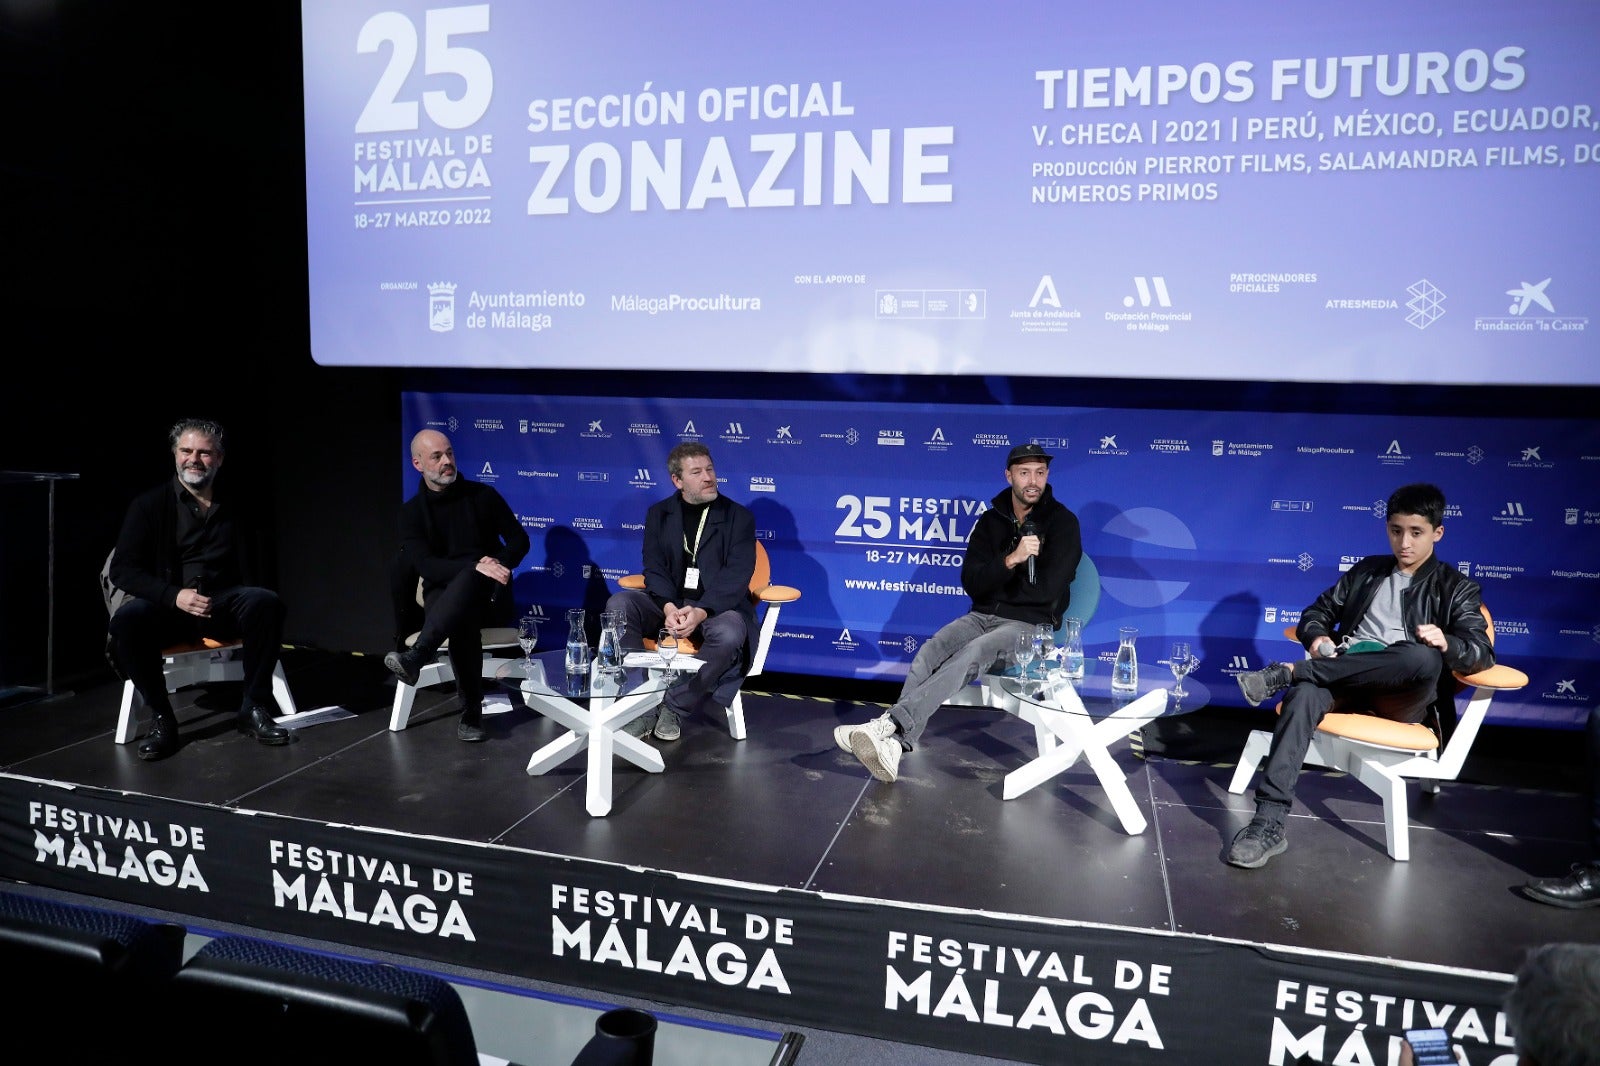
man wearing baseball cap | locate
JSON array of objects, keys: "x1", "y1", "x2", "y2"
[{"x1": 835, "y1": 441, "x2": 1083, "y2": 783}]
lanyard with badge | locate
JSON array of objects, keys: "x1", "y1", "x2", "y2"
[{"x1": 682, "y1": 506, "x2": 709, "y2": 593}]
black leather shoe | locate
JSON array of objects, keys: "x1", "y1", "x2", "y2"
[
  {"x1": 239, "y1": 705, "x2": 292, "y2": 746},
  {"x1": 384, "y1": 649, "x2": 425, "y2": 687},
  {"x1": 1523, "y1": 862, "x2": 1600, "y2": 909},
  {"x1": 137, "y1": 715, "x2": 181, "y2": 761}
]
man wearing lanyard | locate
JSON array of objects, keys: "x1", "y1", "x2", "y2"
[{"x1": 606, "y1": 442, "x2": 757, "y2": 742}]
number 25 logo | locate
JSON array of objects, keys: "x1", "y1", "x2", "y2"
[{"x1": 356, "y1": 5, "x2": 493, "y2": 133}]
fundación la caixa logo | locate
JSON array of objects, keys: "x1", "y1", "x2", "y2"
[{"x1": 1474, "y1": 276, "x2": 1589, "y2": 334}]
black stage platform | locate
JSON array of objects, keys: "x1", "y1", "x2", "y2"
[{"x1": 1, "y1": 648, "x2": 1593, "y2": 1063}]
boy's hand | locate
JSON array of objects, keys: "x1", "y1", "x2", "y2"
[{"x1": 1415, "y1": 623, "x2": 1447, "y2": 651}]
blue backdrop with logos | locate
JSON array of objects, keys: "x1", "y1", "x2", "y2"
[{"x1": 403, "y1": 392, "x2": 1598, "y2": 727}]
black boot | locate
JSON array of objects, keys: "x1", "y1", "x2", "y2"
[
  {"x1": 383, "y1": 647, "x2": 430, "y2": 686},
  {"x1": 456, "y1": 703, "x2": 487, "y2": 743},
  {"x1": 138, "y1": 710, "x2": 181, "y2": 761},
  {"x1": 240, "y1": 704, "x2": 292, "y2": 746}
]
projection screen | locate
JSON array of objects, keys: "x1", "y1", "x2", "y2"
[{"x1": 302, "y1": 1, "x2": 1600, "y2": 384}]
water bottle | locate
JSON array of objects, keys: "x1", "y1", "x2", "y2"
[
  {"x1": 1061, "y1": 617, "x2": 1085, "y2": 680},
  {"x1": 565, "y1": 608, "x2": 590, "y2": 676},
  {"x1": 597, "y1": 610, "x2": 624, "y2": 674},
  {"x1": 1112, "y1": 625, "x2": 1139, "y2": 692}
]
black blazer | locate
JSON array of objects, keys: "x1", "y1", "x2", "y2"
[{"x1": 638, "y1": 492, "x2": 758, "y2": 660}]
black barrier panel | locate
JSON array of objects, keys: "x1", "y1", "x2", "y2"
[{"x1": 0, "y1": 772, "x2": 1517, "y2": 1063}]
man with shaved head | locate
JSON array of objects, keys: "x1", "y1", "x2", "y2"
[{"x1": 384, "y1": 429, "x2": 530, "y2": 741}]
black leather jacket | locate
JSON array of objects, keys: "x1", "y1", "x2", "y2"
[{"x1": 1297, "y1": 553, "x2": 1495, "y2": 678}]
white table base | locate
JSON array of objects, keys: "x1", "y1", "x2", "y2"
[
  {"x1": 998, "y1": 681, "x2": 1170, "y2": 835},
  {"x1": 521, "y1": 686, "x2": 667, "y2": 817}
]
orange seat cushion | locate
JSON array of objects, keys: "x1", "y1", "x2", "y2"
[
  {"x1": 643, "y1": 636, "x2": 701, "y2": 655},
  {"x1": 1272, "y1": 702, "x2": 1438, "y2": 751},
  {"x1": 1314, "y1": 712, "x2": 1438, "y2": 751},
  {"x1": 161, "y1": 637, "x2": 239, "y2": 656}
]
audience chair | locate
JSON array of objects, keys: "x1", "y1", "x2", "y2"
[
  {"x1": 617, "y1": 539, "x2": 802, "y2": 740},
  {"x1": 0, "y1": 888, "x2": 187, "y2": 1062},
  {"x1": 168, "y1": 934, "x2": 479, "y2": 1066},
  {"x1": 389, "y1": 580, "x2": 519, "y2": 731},
  {"x1": 1227, "y1": 605, "x2": 1528, "y2": 860}
]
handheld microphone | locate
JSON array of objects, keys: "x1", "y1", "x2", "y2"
[{"x1": 1019, "y1": 520, "x2": 1037, "y2": 585}]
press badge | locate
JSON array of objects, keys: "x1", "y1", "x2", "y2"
[{"x1": 684, "y1": 567, "x2": 702, "y2": 592}]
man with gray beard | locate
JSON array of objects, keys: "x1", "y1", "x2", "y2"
[{"x1": 108, "y1": 418, "x2": 291, "y2": 760}]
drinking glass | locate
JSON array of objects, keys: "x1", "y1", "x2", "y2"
[
  {"x1": 1014, "y1": 631, "x2": 1037, "y2": 682},
  {"x1": 517, "y1": 615, "x2": 539, "y2": 668},
  {"x1": 1169, "y1": 641, "x2": 1197, "y2": 697},
  {"x1": 1033, "y1": 623, "x2": 1055, "y2": 673},
  {"x1": 656, "y1": 629, "x2": 679, "y2": 668}
]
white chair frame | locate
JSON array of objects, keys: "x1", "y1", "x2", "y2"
[
  {"x1": 1227, "y1": 609, "x2": 1527, "y2": 861},
  {"x1": 114, "y1": 640, "x2": 299, "y2": 745},
  {"x1": 388, "y1": 628, "x2": 520, "y2": 732}
]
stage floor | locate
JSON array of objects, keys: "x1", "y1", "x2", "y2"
[
  {"x1": 3, "y1": 647, "x2": 1593, "y2": 981},
  {"x1": 3, "y1": 643, "x2": 1600, "y2": 1056}
]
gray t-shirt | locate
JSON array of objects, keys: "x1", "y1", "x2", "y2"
[{"x1": 1350, "y1": 570, "x2": 1412, "y2": 646}]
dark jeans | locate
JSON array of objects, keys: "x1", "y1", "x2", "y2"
[
  {"x1": 108, "y1": 587, "x2": 286, "y2": 716},
  {"x1": 606, "y1": 588, "x2": 748, "y2": 713},
  {"x1": 414, "y1": 568, "x2": 506, "y2": 708},
  {"x1": 389, "y1": 551, "x2": 425, "y2": 653},
  {"x1": 1255, "y1": 641, "x2": 1442, "y2": 815}
]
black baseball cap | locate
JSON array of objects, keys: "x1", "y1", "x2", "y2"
[{"x1": 1006, "y1": 442, "x2": 1053, "y2": 467}]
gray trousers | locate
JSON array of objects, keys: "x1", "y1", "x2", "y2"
[{"x1": 888, "y1": 612, "x2": 1031, "y2": 749}]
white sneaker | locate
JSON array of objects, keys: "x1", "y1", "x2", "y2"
[
  {"x1": 849, "y1": 715, "x2": 902, "y2": 783},
  {"x1": 834, "y1": 713, "x2": 895, "y2": 753}
]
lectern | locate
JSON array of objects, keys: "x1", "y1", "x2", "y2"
[{"x1": 0, "y1": 470, "x2": 79, "y2": 706}]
